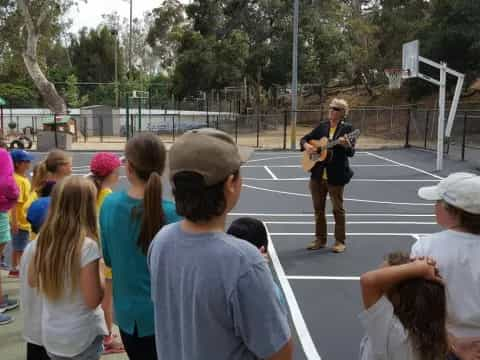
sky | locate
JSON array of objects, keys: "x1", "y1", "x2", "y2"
[{"x1": 68, "y1": 0, "x2": 189, "y2": 33}]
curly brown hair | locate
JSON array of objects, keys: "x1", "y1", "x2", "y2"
[{"x1": 386, "y1": 252, "x2": 449, "y2": 360}]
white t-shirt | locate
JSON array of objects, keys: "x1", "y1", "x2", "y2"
[
  {"x1": 411, "y1": 230, "x2": 480, "y2": 337},
  {"x1": 42, "y1": 237, "x2": 108, "y2": 357},
  {"x1": 359, "y1": 296, "x2": 418, "y2": 360},
  {"x1": 20, "y1": 240, "x2": 43, "y2": 346}
]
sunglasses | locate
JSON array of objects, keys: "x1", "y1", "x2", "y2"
[{"x1": 330, "y1": 107, "x2": 342, "y2": 112}]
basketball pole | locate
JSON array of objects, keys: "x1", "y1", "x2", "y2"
[
  {"x1": 437, "y1": 62, "x2": 447, "y2": 172},
  {"x1": 402, "y1": 40, "x2": 464, "y2": 172}
]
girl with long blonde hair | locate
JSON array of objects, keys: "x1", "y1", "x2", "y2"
[{"x1": 25, "y1": 176, "x2": 107, "y2": 359}]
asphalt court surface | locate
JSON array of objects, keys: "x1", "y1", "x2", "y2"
[{"x1": 33, "y1": 148, "x2": 479, "y2": 359}]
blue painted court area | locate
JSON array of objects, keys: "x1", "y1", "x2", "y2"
[{"x1": 12, "y1": 147, "x2": 478, "y2": 360}]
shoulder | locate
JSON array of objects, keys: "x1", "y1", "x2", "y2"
[
  {"x1": 14, "y1": 174, "x2": 29, "y2": 188},
  {"x1": 411, "y1": 231, "x2": 448, "y2": 256},
  {"x1": 99, "y1": 188, "x2": 112, "y2": 199},
  {"x1": 341, "y1": 121, "x2": 354, "y2": 131},
  {"x1": 161, "y1": 199, "x2": 181, "y2": 223},
  {"x1": 316, "y1": 121, "x2": 329, "y2": 131},
  {"x1": 100, "y1": 191, "x2": 123, "y2": 210},
  {"x1": 81, "y1": 237, "x2": 101, "y2": 266},
  {"x1": 219, "y1": 233, "x2": 266, "y2": 268},
  {"x1": 103, "y1": 190, "x2": 122, "y2": 203}
]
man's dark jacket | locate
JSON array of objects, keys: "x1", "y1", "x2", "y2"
[{"x1": 300, "y1": 120, "x2": 356, "y2": 186}]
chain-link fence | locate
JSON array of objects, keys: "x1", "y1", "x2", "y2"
[
  {"x1": 406, "y1": 105, "x2": 480, "y2": 162},
  {"x1": 2, "y1": 104, "x2": 479, "y2": 160}
]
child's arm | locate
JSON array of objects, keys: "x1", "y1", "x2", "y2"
[
  {"x1": 10, "y1": 204, "x2": 19, "y2": 233},
  {"x1": 360, "y1": 258, "x2": 441, "y2": 309},
  {"x1": 80, "y1": 259, "x2": 104, "y2": 309}
]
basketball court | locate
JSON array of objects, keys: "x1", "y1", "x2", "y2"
[{"x1": 55, "y1": 147, "x2": 480, "y2": 359}]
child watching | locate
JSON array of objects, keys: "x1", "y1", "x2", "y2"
[
  {"x1": 0, "y1": 148, "x2": 19, "y2": 324},
  {"x1": 10, "y1": 149, "x2": 33, "y2": 278},
  {"x1": 413, "y1": 172, "x2": 480, "y2": 359},
  {"x1": 88, "y1": 152, "x2": 123, "y2": 354},
  {"x1": 26, "y1": 150, "x2": 72, "y2": 235},
  {"x1": 26, "y1": 176, "x2": 107, "y2": 359},
  {"x1": 148, "y1": 128, "x2": 292, "y2": 360},
  {"x1": 227, "y1": 217, "x2": 286, "y2": 307},
  {"x1": 100, "y1": 134, "x2": 180, "y2": 359},
  {"x1": 359, "y1": 252, "x2": 448, "y2": 360}
]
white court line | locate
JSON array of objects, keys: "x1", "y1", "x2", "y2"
[
  {"x1": 243, "y1": 184, "x2": 433, "y2": 206},
  {"x1": 230, "y1": 213, "x2": 435, "y2": 217},
  {"x1": 265, "y1": 221, "x2": 436, "y2": 225},
  {"x1": 286, "y1": 276, "x2": 360, "y2": 281},
  {"x1": 243, "y1": 177, "x2": 439, "y2": 182},
  {"x1": 271, "y1": 233, "x2": 430, "y2": 236},
  {"x1": 365, "y1": 152, "x2": 444, "y2": 180},
  {"x1": 264, "y1": 166, "x2": 278, "y2": 180},
  {"x1": 264, "y1": 223, "x2": 322, "y2": 360},
  {"x1": 247, "y1": 152, "x2": 371, "y2": 163},
  {"x1": 247, "y1": 155, "x2": 302, "y2": 163}
]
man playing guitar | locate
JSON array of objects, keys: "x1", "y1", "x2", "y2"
[{"x1": 300, "y1": 98, "x2": 356, "y2": 253}]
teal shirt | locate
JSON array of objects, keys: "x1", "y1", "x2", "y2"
[{"x1": 100, "y1": 191, "x2": 181, "y2": 336}]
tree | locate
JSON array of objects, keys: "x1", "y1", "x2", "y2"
[
  {"x1": 65, "y1": 73, "x2": 88, "y2": 108},
  {"x1": 70, "y1": 26, "x2": 121, "y2": 83},
  {"x1": 147, "y1": 0, "x2": 186, "y2": 71},
  {"x1": 422, "y1": 0, "x2": 480, "y2": 84},
  {"x1": 15, "y1": 0, "x2": 76, "y2": 113}
]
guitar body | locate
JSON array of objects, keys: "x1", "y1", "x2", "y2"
[
  {"x1": 301, "y1": 129, "x2": 361, "y2": 172},
  {"x1": 301, "y1": 138, "x2": 330, "y2": 172}
]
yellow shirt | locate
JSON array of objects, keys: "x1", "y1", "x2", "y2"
[
  {"x1": 323, "y1": 127, "x2": 337, "y2": 180},
  {"x1": 13, "y1": 173, "x2": 32, "y2": 232},
  {"x1": 97, "y1": 187, "x2": 113, "y2": 279},
  {"x1": 26, "y1": 191, "x2": 39, "y2": 239},
  {"x1": 97, "y1": 188, "x2": 112, "y2": 213}
]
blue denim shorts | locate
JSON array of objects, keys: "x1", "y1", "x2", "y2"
[{"x1": 11, "y1": 229, "x2": 29, "y2": 251}]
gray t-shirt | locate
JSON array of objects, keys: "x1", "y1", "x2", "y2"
[{"x1": 148, "y1": 222, "x2": 291, "y2": 360}]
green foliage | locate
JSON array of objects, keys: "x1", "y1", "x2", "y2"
[
  {"x1": 0, "y1": 83, "x2": 39, "y2": 107},
  {"x1": 70, "y1": 26, "x2": 122, "y2": 83},
  {"x1": 1, "y1": 0, "x2": 479, "y2": 108},
  {"x1": 65, "y1": 74, "x2": 88, "y2": 108}
]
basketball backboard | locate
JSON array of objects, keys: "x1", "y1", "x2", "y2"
[{"x1": 402, "y1": 40, "x2": 419, "y2": 79}]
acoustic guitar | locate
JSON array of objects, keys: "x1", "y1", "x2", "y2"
[{"x1": 301, "y1": 129, "x2": 361, "y2": 172}]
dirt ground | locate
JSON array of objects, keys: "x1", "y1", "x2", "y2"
[{"x1": 27, "y1": 125, "x2": 404, "y2": 152}]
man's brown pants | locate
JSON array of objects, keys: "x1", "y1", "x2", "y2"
[{"x1": 309, "y1": 179, "x2": 346, "y2": 245}]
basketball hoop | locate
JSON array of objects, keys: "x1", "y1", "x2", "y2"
[{"x1": 384, "y1": 68, "x2": 409, "y2": 90}]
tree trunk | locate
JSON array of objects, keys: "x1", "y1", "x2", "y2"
[{"x1": 17, "y1": 0, "x2": 67, "y2": 114}]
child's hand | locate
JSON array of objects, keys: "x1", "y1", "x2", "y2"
[{"x1": 413, "y1": 257, "x2": 442, "y2": 283}]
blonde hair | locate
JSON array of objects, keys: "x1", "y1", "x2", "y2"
[
  {"x1": 330, "y1": 98, "x2": 349, "y2": 117},
  {"x1": 31, "y1": 176, "x2": 98, "y2": 301},
  {"x1": 31, "y1": 163, "x2": 49, "y2": 194}
]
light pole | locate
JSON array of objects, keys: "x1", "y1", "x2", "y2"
[
  {"x1": 111, "y1": 28, "x2": 119, "y2": 108},
  {"x1": 128, "y1": 0, "x2": 133, "y2": 80},
  {"x1": 290, "y1": 0, "x2": 299, "y2": 150}
]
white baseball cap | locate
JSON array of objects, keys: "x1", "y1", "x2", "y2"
[{"x1": 418, "y1": 172, "x2": 480, "y2": 214}]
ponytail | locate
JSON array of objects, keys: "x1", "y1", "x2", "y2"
[
  {"x1": 125, "y1": 133, "x2": 167, "y2": 254},
  {"x1": 87, "y1": 174, "x2": 103, "y2": 198},
  {"x1": 137, "y1": 172, "x2": 165, "y2": 254},
  {"x1": 32, "y1": 161, "x2": 49, "y2": 193}
]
